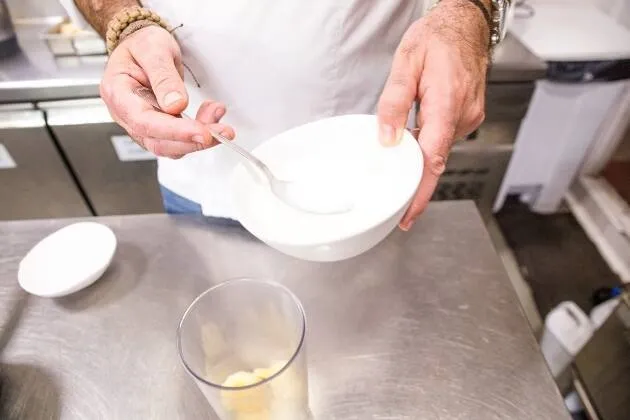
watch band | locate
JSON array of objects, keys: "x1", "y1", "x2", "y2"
[{"x1": 489, "y1": 0, "x2": 512, "y2": 47}]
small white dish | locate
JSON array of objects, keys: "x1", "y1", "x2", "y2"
[
  {"x1": 231, "y1": 114, "x2": 423, "y2": 262},
  {"x1": 18, "y1": 222, "x2": 117, "y2": 298}
]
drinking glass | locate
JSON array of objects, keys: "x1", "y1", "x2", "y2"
[{"x1": 177, "y1": 278, "x2": 310, "y2": 420}]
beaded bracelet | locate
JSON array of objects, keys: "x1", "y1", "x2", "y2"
[{"x1": 105, "y1": 6, "x2": 170, "y2": 55}]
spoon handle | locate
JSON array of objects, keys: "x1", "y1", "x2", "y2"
[{"x1": 132, "y1": 86, "x2": 271, "y2": 179}]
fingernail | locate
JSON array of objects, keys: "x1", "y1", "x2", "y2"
[
  {"x1": 192, "y1": 134, "x2": 205, "y2": 144},
  {"x1": 163, "y1": 91, "x2": 183, "y2": 107},
  {"x1": 399, "y1": 219, "x2": 415, "y2": 232},
  {"x1": 379, "y1": 124, "x2": 402, "y2": 146},
  {"x1": 214, "y1": 106, "x2": 225, "y2": 120}
]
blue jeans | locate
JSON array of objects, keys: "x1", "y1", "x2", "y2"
[{"x1": 159, "y1": 186, "x2": 242, "y2": 227}]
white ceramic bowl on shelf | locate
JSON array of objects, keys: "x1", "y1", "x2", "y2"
[{"x1": 231, "y1": 114, "x2": 423, "y2": 262}]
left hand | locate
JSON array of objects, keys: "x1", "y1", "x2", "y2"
[{"x1": 377, "y1": 0, "x2": 490, "y2": 231}]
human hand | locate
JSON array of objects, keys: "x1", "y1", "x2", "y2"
[
  {"x1": 100, "y1": 25, "x2": 235, "y2": 159},
  {"x1": 377, "y1": 0, "x2": 490, "y2": 231}
]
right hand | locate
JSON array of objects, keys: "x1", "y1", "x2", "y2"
[{"x1": 100, "y1": 25, "x2": 235, "y2": 159}]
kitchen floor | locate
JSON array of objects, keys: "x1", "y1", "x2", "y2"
[
  {"x1": 495, "y1": 197, "x2": 621, "y2": 316},
  {"x1": 492, "y1": 197, "x2": 629, "y2": 420}
]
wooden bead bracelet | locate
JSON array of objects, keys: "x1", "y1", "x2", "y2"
[{"x1": 105, "y1": 6, "x2": 170, "y2": 55}]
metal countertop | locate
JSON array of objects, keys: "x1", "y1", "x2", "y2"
[
  {"x1": 0, "y1": 21, "x2": 547, "y2": 103},
  {"x1": 0, "y1": 202, "x2": 569, "y2": 419}
]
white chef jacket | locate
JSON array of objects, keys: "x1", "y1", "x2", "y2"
[{"x1": 62, "y1": 1, "x2": 426, "y2": 219}]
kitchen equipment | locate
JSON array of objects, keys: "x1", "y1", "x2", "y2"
[
  {"x1": 134, "y1": 86, "x2": 352, "y2": 215},
  {"x1": 540, "y1": 301, "x2": 594, "y2": 379},
  {"x1": 574, "y1": 293, "x2": 630, "y2": 420},
  {"x1": 437, "y1": 82, "x2": 536, "y2": 217},
  {"x1": 178, "y1": 278, "x2": 310, "y2": 420},
  {"x1": 496, "y1": 2, "x2": 630, "y2": 217},
  {"x1": 0, "y1": 103, "x2": 91, "y2": 220},
  {"x1": 231, "y1": 114, "x2": 423, "y2": 262},
  {"x1": 40, "y1": 18, "x2": 106, "y2": 57},
  {"x1": 18, "y1": 222, "x2": 116, "y2": 298},
  {"x1": 39, "y1": 98, "x2": 164, "y2": 216},
  {"x1": 0, "y1": 0, "x2": 18, "y2": 58},
  {"x1": 0, "y1": 0, "x2": 13, "y2": 41},
  {"x1": 510, "y1": 3, "x2": 630, "y2": 62}
]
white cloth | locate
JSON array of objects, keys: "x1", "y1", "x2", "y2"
[{"x1": 63, "y1": 0, "x2": 425, "y2": 218}]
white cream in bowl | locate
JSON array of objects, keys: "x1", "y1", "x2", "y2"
[{"x1": 231, "y1": 114, "x2": 423, "y2": 262}]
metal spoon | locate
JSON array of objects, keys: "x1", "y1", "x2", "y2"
[{"x1": 132, "y1": 86, "x2": 353, "y2": 215}]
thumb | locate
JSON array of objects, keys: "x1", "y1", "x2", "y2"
[
  {"x1": 148, "y1": 59, "x2": 188, "y2": 114},
  {"x1": 377, "y1": 49, "x2": 420, "y2": 146},
  {"x1": 134, "y1": 46, "x2": 188, "y2": 114}
]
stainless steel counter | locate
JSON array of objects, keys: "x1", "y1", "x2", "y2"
[
  {"x1": 0, "y1": 20, "x2": 546, "y2": 103},
  {"x1": 0, "y1": 202, "x2": 569, "y2": 419}
]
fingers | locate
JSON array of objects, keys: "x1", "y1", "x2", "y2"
[
  {"x1": 102, "y1": 71, "x2": 237, "y2": 159},
  {"x1": 209, "y1": 124, "x2": 236, "y2": 143},
  {"x1": 400, "y1": 104, "x2": 456, "y2": 231},
  {"x1": 143, "y1": 137, "x2": 204, "y2": 159},
  {"x1": 377, "y1": 17, "x2": 488, "y2": 231},
  {"x1": 106, "y1": 74, "x2": 211, "y2": 145},
  {"x1": 131, "y1": 33, "x2": 188, "y2": 114},
  {"x1": 101, "y1": 28, "x2": 236, "y2": 160},
  {"x1": 133, "y1": 109, "x2": 209, "y2": 144},
  {"x1": 196, "y1": 100, "x2": 235, "y2": 146},
  {"x1": 143, "y1": 123, "x2": 235, "y2": 159},
  {"x1": 196, "y1": 100, "x2": 226, "y2": 124},
  {"x1": 377, "y1": 34, "x2": 423, "y2": 146}
]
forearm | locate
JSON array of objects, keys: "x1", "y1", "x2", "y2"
[
  {"x1": 431, "y1": 0, "x2": 492, "y2": 55},
  {"x1": 73, "y1": 0, "x2": 140, "y2": 37}
]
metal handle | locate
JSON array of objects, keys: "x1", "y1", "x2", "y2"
[
  {"x1": 132, "y1": 86, "x2": 270, "y2": 179},
  {"x1": 204, "y1": 127, "x2": 269, "y2": 178}
]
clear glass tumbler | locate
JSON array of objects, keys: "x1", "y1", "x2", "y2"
[{"x1": 177, "y1": 278, "x2": 310, "y2": 420}]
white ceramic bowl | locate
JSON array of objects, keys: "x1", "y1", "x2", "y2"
[
  {"x1": 18, "y1": 222, "x2": 117, "y2": 297},
  {"x1": 231, "y1": 114, "x2": 423, "y2": 262}
]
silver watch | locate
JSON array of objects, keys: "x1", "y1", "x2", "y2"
[{"x1": 490, "y1": 0, "x2": 513, "y2": 47}]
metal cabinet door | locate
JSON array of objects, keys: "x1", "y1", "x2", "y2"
[
  {"x1": 41, "y1": 99, "x2": 164, "y2": 216},
  {"x1": 0, "y1": 108, "x2": 91, "y2": 220},
  {"x1": 485, "y1": 82, "x2": 536, "y2": 122},
  {"x1": 434, "y1": 120, "x2": 519, "y2": 216}
]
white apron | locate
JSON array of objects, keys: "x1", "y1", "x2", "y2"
[{"x1": 63, "y1": 0, "x2": 425, "y2": 218}]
